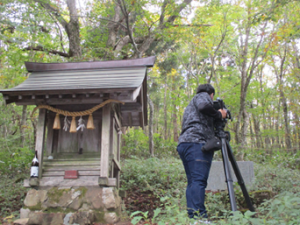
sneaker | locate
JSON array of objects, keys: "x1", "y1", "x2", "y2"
[{"x1": 192, "y1": 219, "x2": 212, "y2": 224}]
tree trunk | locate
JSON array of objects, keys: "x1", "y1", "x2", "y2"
[
  {"x1": 148, "y1": 95, "x2": 154, "y2": 157},
  {"x1": 20, "y1": 105, "x2": 27, "y2": 147},
  {"x1": 164, "y1": 79, "x2": 168, "y2": 140},
  {"x1": 65, "y1": 0, "x2": 81, "y2": 58}
]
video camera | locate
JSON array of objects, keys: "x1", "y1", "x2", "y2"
[
  {"x1": 213, "y1": 98, "x2": 231, "y2": 141},
  {"x1": 213, "y1": 97, "x2": 231, "y2": 120}
]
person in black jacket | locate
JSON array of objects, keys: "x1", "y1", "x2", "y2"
[{"x1": 177, "y1": 83, "x2": 226, "y2": 221}]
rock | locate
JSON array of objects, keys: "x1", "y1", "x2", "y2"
[
  {"x1": 85, "y1": 187, "x2": 102, "y2": 209},
  {"x1": 104, "y1": 212, "x2": 119, "y2": 224},
  {"x1": 28, "y1": 212, "x2": 65, "y2": 225},
  {"x1": 63, "y1": 213, "x2": 74, "y2": 225},
  {"x1": 24, "y1": 189, "x2": 47, "y2": 208},
  {"x1": 20, "y1": 208, "x2": 31, "y2": 219},
  {"x1": 69, "y1": 210, "x2": 95, "y2": 225},
  {"x1": 102, "y1": 188, "x2": 118, "y2": 210},
  {"x1": 29, "y1": 178, "x2": 39, "y2": 187},
  {"x1": 13, "y1": 218, "x2": 29, "y2": 225}
]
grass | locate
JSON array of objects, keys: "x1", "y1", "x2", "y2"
[
  {"x1": 1, "y1": 154, "x2": 300, "y2": 224},
  {"x1": 120, "y1": 156, "x2": 300, "y2": 224},
  {"x1": 0, "y1": 171, "x2": 28, "y2": 223}
]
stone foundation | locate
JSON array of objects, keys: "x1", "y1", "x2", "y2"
[{"x1": 21, "y1": 187, "x2": 121, "y2": 225}]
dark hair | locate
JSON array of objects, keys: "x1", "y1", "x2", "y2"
[{"x1": 196, "y1": 84, "x2": 215, "y2": 95}]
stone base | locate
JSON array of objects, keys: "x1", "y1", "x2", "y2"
[{"x1": 21, "y1": 187, "x2": 122, "y2": 225}]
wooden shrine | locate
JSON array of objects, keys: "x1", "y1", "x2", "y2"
[{"x1": 0, "y1": 56, "x2": 156, "y2": 188}]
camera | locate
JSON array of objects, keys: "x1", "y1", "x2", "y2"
[
  {"x1": 213, "y1": 97, "x2": 231, "y2": 120},
  {"x1": 213, "y1": 98, "x2": 231, "y2": 141}
]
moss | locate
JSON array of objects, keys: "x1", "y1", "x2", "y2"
[
  {"x1": 75, "y1": 187, "x2": 87, "y2": 199},
  {"x1": 25, "y1": 202, "x2": 42, "y2": 211},
  {"x1": 43, "y1": 207, "x2": 75, "y2": 214},
  {"x1": 94, "y1": 211, "x2": 106, "y2": 223},
  {"x1": 47, "y1": 187, "x2": 69, "y2": 203}
]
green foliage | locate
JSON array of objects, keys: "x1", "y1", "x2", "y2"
[
  {"x1": 120, "y1": 157, "x2": 185, "y2": 196},
  {"x1": 122, "y1": 157, "x2": 300, "y2": 224},
  {"x1": 121, "y1": 128, "x2": 178, "y2": 159},
  {"x1": 243, "y1": 147, "x2": 300, "y2": 171},
  {"x1": 0, "y1": 146, "x2": 34, "y2": 174},
  {"x1": 0, "y1": 171, "x2": 28, "y2": 219}
]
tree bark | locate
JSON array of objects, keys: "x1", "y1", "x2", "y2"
[
  {"x1": 36, "y1": 0, "x2": 81, "y2": 58},
  {"x1": 164, "y1": 79, "x2": 168, "y2": 140},
  {"x1": 20, "y1": 105, "x2": 27, "y2": 147},
  {"x1": 148, "y1": 95, "x2": 154, "y2": 157}
]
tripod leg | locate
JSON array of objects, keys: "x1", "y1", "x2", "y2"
[
  {"x1": 225, "y1": 140, "x2": 255, "y2": 212},
  {"x1": 221, "y1": 138, "x2": 237, "y2": 211}
]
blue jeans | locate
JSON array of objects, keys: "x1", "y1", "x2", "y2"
[{"x1": 177, "y1": 142, "x2": 214, "y2": 219}]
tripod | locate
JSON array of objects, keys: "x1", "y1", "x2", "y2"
[{"x1": 216, "y1": 129, "x2": 255, "y2": 212}]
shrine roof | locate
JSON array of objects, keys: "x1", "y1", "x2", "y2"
[
  {"x1": 1, "y1": 67, "x2": 147, "y2": 93},
  {"x1": 0, "y1": 56, "x2": 155, "y2": 106}
]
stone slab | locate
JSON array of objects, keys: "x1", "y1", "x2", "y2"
[{"x1": 207, "y1": 161, "x2": 254, "y2": 191}]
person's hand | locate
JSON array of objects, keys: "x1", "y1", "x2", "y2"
[{"x1": 218, "y1": 109, "x2": 227, "y2": 119}]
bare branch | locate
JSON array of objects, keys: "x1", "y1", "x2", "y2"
[
  {"x1": 23, "y1": 46, "x2": 70, "y2": 58},
  {"x1": 117, "y1": 0, "x2": 141, "y2": 57}
]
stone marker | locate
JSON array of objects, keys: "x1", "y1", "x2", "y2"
[{"x1": 207, "y1": 161, "x2": 254, "y2": 191}]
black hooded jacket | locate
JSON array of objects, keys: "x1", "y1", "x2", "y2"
[{"x1": 178, "y1": 92, "x2": 222, "y2": 144}]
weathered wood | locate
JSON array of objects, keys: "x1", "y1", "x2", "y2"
[
  {"x1": 35, "y1": 109, "x2": 46, "y2": 179},
  {"x1": 44, "y1": 166, "x2": 100, "y2": 171},
  {"x1": 46, "y1": 115, "x2": 54, "y2": 157},
  {"x1": 24, "y1": 177, "x2": 117, "y2": 187},
  {"x1": 128, "y1": 112, "x2": 132, "y2": 127},
  {"x1": 100, "y1": 104, "x2": 111, "y2": 178},
  {"x1": 112, "y1": 156, "x2": 121, "y2": 171},
  {"x1": 132, "y1": 85, "x2": 142, "y2": 101},
  {"x1": 44, "y1": 161, "x2": 100, "y2": 166},
  {"x1": 14, "y1": 95, "x2": 138, "y2": 106},
  {"x1": 98, "y1": 177, "x2": 109, "y2": 186},
  {"x1": 43, "y1": 170, "x2": 100, "y2": 176},
  {"x1": 139, "y1": 85, "x2": 144, "y2": 129}
]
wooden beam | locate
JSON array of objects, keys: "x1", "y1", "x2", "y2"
[
  {"x1": 120, "y1": 103, "x2": 143, "y2": 112},
  {"x1": 35, "y1": 109, "x2": 46, "y2": 179},
  {"x1": 24, "y1": 177, "x2": 117, "y2": 187},
  {"x1": 31, "y1": 95, "x2": 35, "y2": 99},
  {"x1": 113, "y1": 112, "x2": 121, "y2": 129},
  {"x1": 46, "y1": 115, "x2": 54, "y2": 157},
  {"x1": 132, "y1": 85, "x2": 142, "y2": 101},
  {"x1": 100, "y1": 104, "x2": 111, "y2": 179},
  {"x1": 139, "y1": 85, "x2": 144, "y2": 129},
  {"x1": 128, "y1": 113, "x2": 132, "y2": 128}
]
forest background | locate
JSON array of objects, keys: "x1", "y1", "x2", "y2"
[{"x1": 0, "y1": 0, "x2": 300, "y2": 224}]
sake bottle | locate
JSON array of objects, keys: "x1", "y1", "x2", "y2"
[{"x1": 30, "y1": 150, "x2": 39, "y2": 178}]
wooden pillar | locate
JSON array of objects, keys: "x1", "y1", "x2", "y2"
[
  {"x1": 35, "y1": 109, "x2": 46, "y2": 179},
  {"x1": 99, "y1": 104, "x2": 111, "y2": 186},
  {"x1": 46, "y1": 115, "x2": 54, "y2": 157}
]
